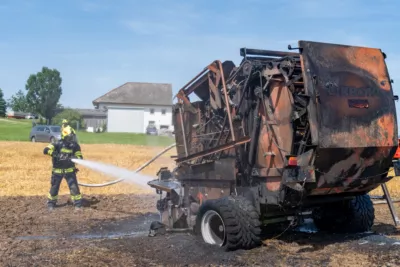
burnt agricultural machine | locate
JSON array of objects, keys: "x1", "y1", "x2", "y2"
[{"x1": 148, "y1": 40, "x2": 400, "y2": 251}]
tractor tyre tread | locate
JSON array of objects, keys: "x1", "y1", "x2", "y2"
[
  {"x1": 196, "y1": 195, "x2": 262, "y2": 251},
  {"x1": 313, "y1": 194, "x2": 375, "y2": 233},
  {"x1": 345, "y1": 194, "x2": 375, "y2": 233}
]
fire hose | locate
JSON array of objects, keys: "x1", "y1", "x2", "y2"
[{"x1": 77, "y1": 143, "x2": 177, "y2": 187}]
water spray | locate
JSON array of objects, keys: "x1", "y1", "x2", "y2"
[{"x1": 71, "y1": 143, "x2": 176, "y2": 188}]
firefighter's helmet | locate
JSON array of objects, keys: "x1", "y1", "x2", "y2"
[
  {"x1": 62, "y1": 125, "x2": 75, "y2": 142},
  {"x1": 62, "y1": 119, "x2": 68, "y2": 125}
]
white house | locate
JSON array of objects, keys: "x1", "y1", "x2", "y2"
[{"x1": 92, "y1": 82, "x2": 173, "y2": 133}]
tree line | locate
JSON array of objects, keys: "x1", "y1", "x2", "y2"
[{"x1": 0, "y1": 66, "x2": 63, "y2": 123}]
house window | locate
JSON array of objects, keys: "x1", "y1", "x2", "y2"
[
  {"x1": 161, "y1": 109, "x2": 166, "y2": 115},
  {"x1": 150, "y1": 108, "x2": 155, "y2": 114}
]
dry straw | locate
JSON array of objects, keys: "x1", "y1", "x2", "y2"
[
  {"x1": 0, "y1": 142, "x2": 176, "y2": 197},
  {"x1": 0, "y1": 141, "x2": 398, "y2": 198}
]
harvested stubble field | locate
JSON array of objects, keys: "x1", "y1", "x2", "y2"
[
  {"x1": 1, "y1": 141, "x2": 399, "y2": 198},
  {"x1": 0, "y1": 141, "x2": 177, "y2": 197},
  {"x1": 0, "y1": 141, "x2": 400, "y2": 266}
]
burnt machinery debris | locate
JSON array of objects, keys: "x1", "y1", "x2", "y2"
[{"x1": 147, "y1": 40, "x2": 400, "y2": 251}]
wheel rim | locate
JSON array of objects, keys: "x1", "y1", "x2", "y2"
[
  {"x1": 31, "y1": 137, "x2": 35, "y2": 142},
  {"x1": 201, "y1": 210, "x2": 226, "y2": 247}
]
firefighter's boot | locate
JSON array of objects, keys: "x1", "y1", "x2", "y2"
[
  {"x1": 47, "y1": 193, "x2": 58, "y2": 211},
  {"x1": 72, "y1": 194, "x2": 83, "y2": 211}
]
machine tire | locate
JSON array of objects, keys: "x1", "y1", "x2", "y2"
[
  {"x1": 50, "y1": 136, "x2": 55, "y2": 143},
  {"x1": 313, "y1": 194, "x2": 374, "y2": 233},
  {"x1": 31, "y1": 136, "x2": 36, "y2": 142},
  {"x1": 195, "y1": 195, "x2": 262, "y2": 251}
]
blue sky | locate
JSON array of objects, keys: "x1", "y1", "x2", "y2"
[{"x1": 0, "y1": 0, "x2": 399, "y2": 111}]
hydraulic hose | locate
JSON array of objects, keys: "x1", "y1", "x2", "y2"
[{"x1": 77, "y1": 143, "x2": 177, "y2": 187}]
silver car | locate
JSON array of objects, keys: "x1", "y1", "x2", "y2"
[{"x1": 29, "y1": 125, "x2": 62, "y2": 143}]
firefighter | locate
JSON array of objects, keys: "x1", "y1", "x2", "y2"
[
  {"x1": 61, "y1": 119, "x2": 76, "y2": 133},
  {"x1": 61, "y1": 119, "x2": 77, "y2": 141},
  {"x1": 61, "y1": 119, "x2": 69, "y2": 131},
  {"x1": 43, "y1": 125, "x2": 83, "y2": 211}
]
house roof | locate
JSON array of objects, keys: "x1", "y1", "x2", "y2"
[
  {"x1": 92, "y1": 82, "x2": 173, "y2": 106},
  {"x1": 75, "y1": 108, "x2": 107, "y2": 117}
]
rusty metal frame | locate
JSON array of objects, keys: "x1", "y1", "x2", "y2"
[
  {"x1": 379, "y1": 183, "x2": 400, "y2": 227},
  {"x1": 178, "y1": 100, "x2": 189, "y2": 157},
  {"x1": 176, "y1": 136, "x2": 250, "y2": 164},
  {"x1": 173, "y1": 41, "x2": 399, "y2": 199},
  {"x1": 174, "y1": 60, "x2": 237, "y2": 162}
]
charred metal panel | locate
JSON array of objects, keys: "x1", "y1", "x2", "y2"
[
  {"x1": 282, "y1": 166, "x2": 316, "y2": 184},
  {"x1": 259, "y1": 179, "x2": 282, "y2": 205},
  {"x1": 184, "y1": 184, "x2": 231, "y2": 204},
  {"x1": 255, "y1": 81, "x2": 294, "y2": 170},
  {"x1": 172, "y1": 101, "x2": 205, "y2": 159},
  {"x1": 178, "y1": 159, "x2": 236, "y2": 204},
  {"x1": 299, "y1": 40, "x2": 398, "y2": 149},
  {"x1": 188, "y1": 158, "x2": 236, "y2": 181},
  {"x1": 299, "y1": 41, "x2": 398, "y2": 195},
  {"x1": 313, "y1": 147, "x2": 396, "y2": 188},
  {"x1": 172, "y1": 105, "x2": 186, "y2": 158}
]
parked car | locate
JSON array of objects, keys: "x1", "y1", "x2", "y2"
[
  {"x1": 158, "y1": 128, "x2": 174, "y2": 137},
  {"x1": 29, "y1": 125, "x2": 62, "y2": 143},
  {"x1": 146, "y1": 125, "x2": 158, "y2": 135},
  {"x1": 25, "y1": 113, "x2": 38, "y2": 119}
]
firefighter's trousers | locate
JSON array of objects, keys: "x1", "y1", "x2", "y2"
[{"x1": 47, "y1": 168, "x2": 82, "y2": 207}]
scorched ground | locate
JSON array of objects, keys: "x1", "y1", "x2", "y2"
[{"x1": 0, "y1": 194, "x2": 399, "y2": 266}]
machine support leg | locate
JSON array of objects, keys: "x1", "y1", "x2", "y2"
[{"x1": 381, "y1": 183, "x2": 400, "y2": 228}]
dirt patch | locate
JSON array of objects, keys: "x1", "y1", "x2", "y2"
[
  {"x1": 0, "y1": 194, "x2": 158, "y2": 238},
  {"x1": 0, "y1": 194, "x2": 399, "y2": 266},
  {"x1": 1, "y1": 141, "x2": 400, "y2": 265}
]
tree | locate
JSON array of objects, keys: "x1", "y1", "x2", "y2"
[
  {"x1": 0, "y1": 88, "x2": 6, "y2": 117},
  {"x1": 7, "y1": 90, "x2": 31, "y2": 113},
  {"x1": 25, "y1": 67, "x2": 62, "y2": 124},
  {"x1": 53, "y1": 108, "x2": 84, "y2": 129}
]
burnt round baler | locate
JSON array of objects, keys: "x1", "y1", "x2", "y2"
[{"x1": 148, "y1": 40, "x2": 399, "y2": 250}]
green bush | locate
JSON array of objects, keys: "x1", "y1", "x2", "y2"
[
  {"x1": 102, "y1": 122, "x2": 107, "y2": 132},
  {"x1": 0, "y1": 88, "x2": 6, "y2": 117},
  {"x1": 53, "y1": 109, "x2": 84, "y2": 129},
  {"x1": 38, "y1": 117, "x2": 46, "y2": 124}
]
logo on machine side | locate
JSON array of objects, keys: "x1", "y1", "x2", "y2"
[{"x1": 325, "y1": 85, "x2": 380, "y2": 97}]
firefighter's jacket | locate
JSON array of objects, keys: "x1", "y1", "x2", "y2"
[{"x1": 43, "y1": 140, "x2": 83, "y2": 170}]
